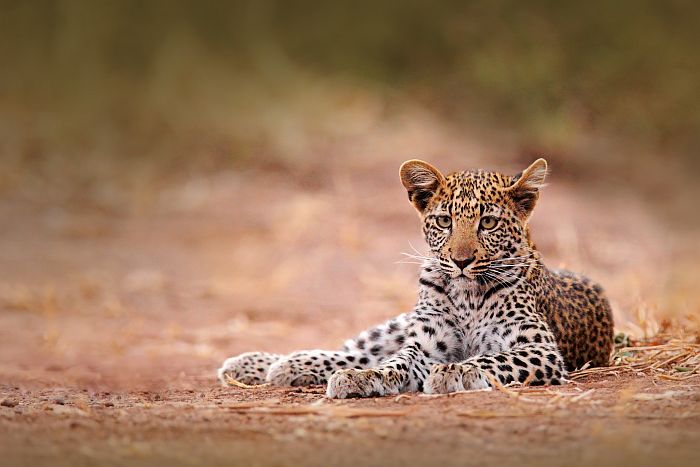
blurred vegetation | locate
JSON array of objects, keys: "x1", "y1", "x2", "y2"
[{"x1": 1, "y1": 0, "x2": 699, "y2": 187}]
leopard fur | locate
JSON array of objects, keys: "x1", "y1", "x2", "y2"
[{"x1": 218, "y1": 158, "x2": 614, "y2": 398}]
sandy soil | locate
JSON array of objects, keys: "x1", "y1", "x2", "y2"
[
  {"x1": 2, "y1": 374, "x2": 700, "y2": 467},
  {"x1": 1, "y1": 138, "x2": 698, "y2": 466}
]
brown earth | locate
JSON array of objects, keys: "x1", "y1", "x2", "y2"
[
  {"x1": 1, "y1": 374, "x2": 700, "y2": 467},
  {"x1": 1, "y1": 126, "x2": 699, "y2": 466}
]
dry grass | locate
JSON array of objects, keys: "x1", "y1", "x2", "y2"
[
  {"x1": 571, "y1": 333, "x2": 700, "y2": 382},
  {"x1": 215, "y1": 327, "x2": 700, "y2": 424}
]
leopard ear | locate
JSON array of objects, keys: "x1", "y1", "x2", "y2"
[
  {"x1": 399, "y1": 159, "x2": 446, "y2": 213},
  {"x1": 506, "y1": 158, "x2": 548, "y2": 217}
]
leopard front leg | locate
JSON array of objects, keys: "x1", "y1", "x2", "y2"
[
  {"x1": 263, "y1": 313, "x2": 411, "y2": 387},
  {"x1": 326, "y1": 308, "x2": 464, "y2": 399},
  {"x1": 266, "y1": 350, "x2": 380, "y2": 386},
  {"x1": 326, "y1": 342, "x2": 439, "y2": 398},
  {"x1": 425, "y1": 343, "x2": 567, "y2": 394},
  {"x1": 217, "y1": 314, "x2": 411, "y2": 387}
]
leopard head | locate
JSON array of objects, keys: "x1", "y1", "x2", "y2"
[{"x1": 399, "y1": 158, "x2": 547, "y2": 282}]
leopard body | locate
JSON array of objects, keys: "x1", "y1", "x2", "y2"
[{"x1": 218, "y1": 159, "x2": 614, "y2": 398}]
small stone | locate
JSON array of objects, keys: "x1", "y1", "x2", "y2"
[
  {"x1": 53, "y1": 398, "x2": 66, "y2": 405},
  {"x1": 1, "y1": 399, "x2": 18, "y2": 408},
  {"x1": 104, "y1": 401, "x2": 114, "y2": 407}
]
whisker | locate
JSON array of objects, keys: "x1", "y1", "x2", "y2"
[
  {"x1": 407, "y1": 240, "x2": 431, "y2": 258},
  {"x1": 481, "y1": 272, "x2": 510, "y2": 289},
  {"x1": 399, "y1": 252, "x2": 432, "y2": 261}
]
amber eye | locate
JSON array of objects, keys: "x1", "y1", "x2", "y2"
[
  {"x1": 479, "y1": 216, "x2": 498, "y2": 230},
  {"x1": 436, "y1": 215, "x2": 452, "y2": 229}
]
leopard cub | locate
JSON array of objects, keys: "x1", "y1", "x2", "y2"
[{"x1": 218, "y1": 159, "x2": 614, "y2": 398}]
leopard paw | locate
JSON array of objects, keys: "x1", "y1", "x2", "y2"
[
  {"x1": 460, "y1": 364, "x2": 491, "y2": 390},
  {"x1": 326, "y1": 368, "x2": 401, "y2": 399},
  {"x1": 266, "y1": 356, "x2": 326, "y2": 387},
  {"x1": 424, "y1": 363, "x2": 490, "y2": 394},
  {"x1": 424, "y1": 363, "x2": 468, "y2": 394},
  {"x1": 217, "y1": 352, "x2": 281, "y2": 386}
]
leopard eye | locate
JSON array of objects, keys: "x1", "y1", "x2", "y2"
[
  {"x1": 436, "y1": 215, "x2": 452, "y2": 229},
  {"x1": 479, "y1": 216, "x2": 498, "y2": 230}
]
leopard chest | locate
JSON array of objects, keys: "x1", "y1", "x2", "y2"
[{"x1": 447, "y1": 287, "x2": 518, "y2": 359}]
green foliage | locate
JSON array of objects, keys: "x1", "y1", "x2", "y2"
[{"x1": 1, "y1": 0, "x2": 698, "y2": 164}]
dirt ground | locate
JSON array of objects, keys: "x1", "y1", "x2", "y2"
[
  {"x1": 2, "y1": 374, "x2": 700, "y2": 467},
  {"x1": 1, "y1": 127, "x2": 699, "y2": 466}
]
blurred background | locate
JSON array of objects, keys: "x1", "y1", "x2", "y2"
[{"x1": 0, "y1": 0, "x2": 698, "y2": 390}]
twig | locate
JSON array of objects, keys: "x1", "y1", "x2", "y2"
[{"x1": 224, "y1": 375, "x2": 272, "y2": 389}]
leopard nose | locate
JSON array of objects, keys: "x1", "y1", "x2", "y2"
[{"x1": 452, "y1": 257, "x2": 475, "y2": 271}]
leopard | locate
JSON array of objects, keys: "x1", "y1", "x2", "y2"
[{"x1": 218, "y1": 158, "x2": 614, "y2": 398}]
